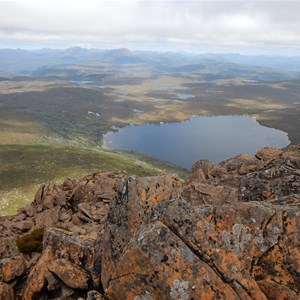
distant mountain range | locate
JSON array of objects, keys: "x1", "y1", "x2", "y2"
[{"x1": 1, "y1": 47, "x2": 300, "y2": 75}]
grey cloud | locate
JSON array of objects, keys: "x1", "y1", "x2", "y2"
[{"x1": 0, "y1": 0, "x2": 300, "y2": 53}]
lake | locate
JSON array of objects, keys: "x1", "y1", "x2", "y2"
[{"x1": 103, "y1": 116, "x2": 290, "y2": 170}]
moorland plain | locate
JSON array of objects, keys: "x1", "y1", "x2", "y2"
[{"x1": 1, "y1": 49, "x2": 300, "y2": 214}]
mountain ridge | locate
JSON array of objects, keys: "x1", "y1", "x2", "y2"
[{"x1": 0, "y1": 144, "x2": 299, "y2": 299}]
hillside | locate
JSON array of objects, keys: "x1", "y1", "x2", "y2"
[{"x1": 0, "y1": 145, "x2": 299, "y2": 299}]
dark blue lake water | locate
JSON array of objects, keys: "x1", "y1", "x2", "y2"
[{"x1": 103, "y1": 116, "x2": 290, "y2": 169}]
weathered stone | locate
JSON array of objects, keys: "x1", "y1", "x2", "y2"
[
  {"x1": 87, "y1": 290, "x2": 104, "y2": 300},
  {"x1": 35, "y1": 207, "x2": 59, "y2": 227},
  {"x1": 14, "y1": 219, "x2": 34, "y2": 232},
  {"x1": 0, "y1": 146, "x2": 299, "y2": 299},
  {"x1": 185, "y1": 144, "x2": 300, "y2": 203},
  {"x1": 0, "y1": 255, "x2": 26, "y2": 282},
  {"x1": 25, "y1": 205, "x2": 35, "y2": 217},
  {"x1": 257, "y1": 279, "x2": 299, "y2": 300},
  {"x1": 182, "y1": 182, "x2": 238, "y2": 205},
  {"x1": 70, "y1": 171, "x2": 126, "y2": 205},
  {"x1": 15, "y1": 213, "x2": 27, "y2": 221},
  {"x1": 34, "y1": 181, "x2": 67, "y2": 210},
  {"x1": 59, "y1": 209, "x2": 72, "y2": 222},
  {"x1": 220, "y1": 153, "x2": 261, "y2": 175},
  {"x1": 43, "y1": 228, "x2": 95, "y2": 275},
  {"x1": 101, "y1": 174, "x2": 182, "y2": 290},
  {"x1": 106, "y1": 221, "x2": 240, "y2": 300},
  {"x1": 0, "y1": 282, "x2": 14, "y2": 300},
  {"x1": 78, "y1": 203, "x2": 107, "y2": 222},
  {"x1": 151, "y1": 198, "x2": 268, "y2": 299},
  {"x1": 78, "y1": 203, "x2": 93, "y2": 220},
  {"x1": 44, "y1": 271, "x2": 61, "y2": 291},
  {"x1": 56, "y1": 285, "x2": 75, "y2": 299},
  {"x1": 152, "y1": 196, "x2": 300, "y2": 297},
  {"x1": 68, "y1": 223, "x2": 87, "y2": 235},
  {"x1": 192, "y1": 159, "x2": 216, "y2": 176},
  {"x1": 48, "y1": 258, "x2": 90, "y2": 289},
  {"x1": 23, "y1": 246, "x2": 54, "y2": 299},
  {"x1": 0, "y1": 238, "x2": 19, "y2": 259},
  {"x1": 255, "y1": 147, "x2": 283, "y2": 162}
]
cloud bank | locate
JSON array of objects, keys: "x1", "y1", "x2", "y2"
[{"x1": 1, "y1": 0, "x2": 300, "y2": 54}]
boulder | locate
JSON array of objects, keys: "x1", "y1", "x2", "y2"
[
  {"x1": 0, "y1": 255, "x2": 27, "y2": 282},
  {"x1": 255, "y1": 147, "x2": 283, "y2": 162},
  {"x1": 86, "y1": 290, "x2": 104, "y2": 300},
  {"x1": 69, "y1": 171, "x2": 126, "y2": 205},
  {"x1": 43, "y1": 227, "x2": 95, "y2": 274},
  {"x1": 0, "y1": 282, "x2": 14, "y2": 300},
  {"x1": 184, "y1": 144, "x2": 300, "y2": 203},
  {"x1": 35, "y1": 207, "x2": 59, "y2": 227},
  {"x1": 106, "y1": 221, "x2": 240, "y2": 300},
  {"x1": 257, "y1": 280, "x2": 299, "y2": 300},
  {"x1": 0, "y1": 146, "x2": 299, "y2": 299},
  {"x1": 48, "y1": 258, "x2": 90, "y2": 289},
  {"x1": 100, "y1": 174, "x2": 182, "y2": 290},
  {"x1": 34, "y1": 181, "x2": 67, "y2": 210},
  {"x1": 151, "y1": 197, "x2": 300, "y2": 297},
  {"x1": 182, "y1": 182, "x2": 238, "y2": 205},
  {"x1": 23, "y1": 246, "x2": 54, "y2": 299}
]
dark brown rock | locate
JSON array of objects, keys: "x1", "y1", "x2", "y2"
[
  {"x1": 24, "y1": 206, "x2": 35, "y2": 218},
  {"x1": 34, "y1": 181, "x2": 67, "y2": 210},
  {"x1": 48, "y1": 258, "x2": 90, "y2": 289},
  {"x1": 182, "y1": 182, "x2": 238, "y2": 206},
  {"x1": 86, "y1": 290, "x2": 105, "y2": 300},
  {"x1": 0, "y1": 282, "x2": 14, "y2": 300},
  {"x1": 255, "y1": 147, "x2": 283, "y2": 162},
  {"x1": 35, "y1": 207, "x2": 59, "y2": 227},
  {"x1": 14, "y1": 220, "x2": 34, "y2": 232},
  {"x1": 43, "y1": 228, "x2": 95, "y2": 275},
  {"x1": 23, "y1": 246, "x2": 54, "y2": 299},
  {"x1": 258, "y1": 279, "x2": 299, "y2": 300},
  {"x1": 0, "y1": 255, "x2": 26, "y2": 282},
  {"x1": 70, "y1": 171, "x2": 126, "y2": 205},
  {"x1": 0, "y1": 238, "x2": 19, "y2": 259},
  {"x1": 184, "y1": 144, "x2": 300, "y2": 204}
]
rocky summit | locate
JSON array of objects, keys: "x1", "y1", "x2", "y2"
[{"x1": 0, "y1": 145, "x2": 300, "y2": 300}]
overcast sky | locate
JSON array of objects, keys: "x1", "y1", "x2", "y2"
[{"x1": 0, "y1": 0, "x2": 300, "y2": 54}]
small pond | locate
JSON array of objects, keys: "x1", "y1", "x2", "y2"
[{"x1": 103, "y1": 116, "x2": 290, "y2": 169}]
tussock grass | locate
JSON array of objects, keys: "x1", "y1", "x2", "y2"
[{"x1": 0, "y1": 144, "x2": 188, "y2": 216}]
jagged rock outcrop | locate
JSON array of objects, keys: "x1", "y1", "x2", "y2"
[{"x1": 0, "y1": 145, "x2": 299, "y2": 299}]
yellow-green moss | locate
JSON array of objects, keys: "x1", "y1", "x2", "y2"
[
  {"x1": 16, "y1": 228, "x2": 45, "y2": 254},
  {"x1": 53, "y1": 226, "x2": 71, "y2": 232}
]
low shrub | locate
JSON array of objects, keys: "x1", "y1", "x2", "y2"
[{"x1": 16, "y1": 227, "x2": 45, "y2": 254}]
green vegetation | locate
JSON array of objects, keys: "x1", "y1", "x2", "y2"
[
  {"x1": 0, "y1": 144, "x2": 188, "y2": 216},
  {"x1": 1, "y1": 60, "x2": 299, "y2": 217},
  {"x1": 16, "y1": 228, "x2": 44, "y2": 254}
]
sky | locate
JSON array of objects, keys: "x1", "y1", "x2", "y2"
[{"x1": 0, "y1": 0, "x2": 300, "y2": 54}]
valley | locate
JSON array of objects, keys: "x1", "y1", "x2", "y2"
[{"x1": 1, "y1": 48, "x2": 300, "y2": 215}]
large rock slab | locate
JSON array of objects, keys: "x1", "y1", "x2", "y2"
[
  {"x1": 106, "y1": 221, "x2": 240, "y2": 300},
  {"x1": 70, "y1": 171, "x2": 126, "y2": 205},
  {"x1": 184, "y1": 144, "x2": 300, "y2": 204},
  {"x1": 48, "y1": 258, "x2": 90, "y2": 290},
  {"x1": 0, "y1": 282, "x2": 14, "y2": 300},
  {"x1": 0, "y1": 255, "x2": 26, "y2": 282},
  {"x1": 100, "y1": 174, "x2": 182, "y2": 290},
  {"x1": 23, "y1": 246, "x2": 54, "y2": 299},
  {"x1": 151, "y1": 197, "x2": 300, "y2": 298}
]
